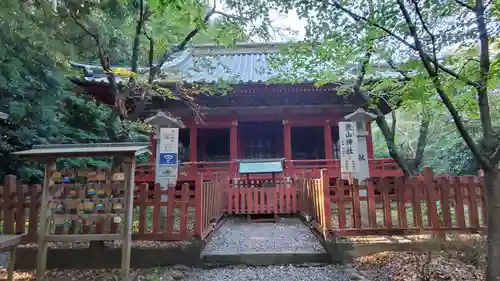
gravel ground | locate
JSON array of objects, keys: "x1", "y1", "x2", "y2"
[
  {"x1": 184, "y1": 264, "x2": 362, "y2": 281},
  {"x1": 0, "y1": 264, "x2": 369, "y2": 281},
  {"x1": 202, "y1": 218, "x2": 325, "y2": 255}
]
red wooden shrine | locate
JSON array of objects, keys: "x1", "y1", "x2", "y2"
[{"x1": 68, "y1": 43, "x2": 403, "y2": 186}]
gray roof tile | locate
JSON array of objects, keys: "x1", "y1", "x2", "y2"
[{"x1": 70, "y1": 43, "x2": 401, "y2": 85}]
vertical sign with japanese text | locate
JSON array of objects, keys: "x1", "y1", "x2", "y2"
[
  {"x1": 339, "y1": 121, "x2": 359, "y2": 173},
  {"x1": 156, "y1": 127, "x2": 179, "y2": 187}
]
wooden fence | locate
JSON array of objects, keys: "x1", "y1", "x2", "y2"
[
  {"x1": 0, "y1": 174, "x2": 225, "y2": 242},
  {"x1": 1, "y1": 167, "x2": 489, "y2": 242},
  {"x1": 297, "y1": 170, "x2": 332, "y2": 238},
  {"x1": 196, "y1": 175, "x2": 226, "y2": 239},
  {"x1": 303, "y1": 167, "x2": 487, "y2": 236},
  {"x1": 226, "y1": 181, "x2": 298, "y2": 215}
]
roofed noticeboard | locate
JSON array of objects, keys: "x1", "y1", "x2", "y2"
[{"x1": 339, "y1": 121, "x2": 359, "y2": 173}]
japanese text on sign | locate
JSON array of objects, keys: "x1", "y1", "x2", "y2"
[
  {"x1": 156, "y1": 128, "x2": 179, "y2": 187},
  {"x1": 339, "y1": 121, "x2": 359, "y2": 173}
]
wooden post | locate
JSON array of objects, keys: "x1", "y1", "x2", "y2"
[
  {"x1": 121, "y1": 155, "x2": 136, "y2": 280},
  {"x1": 320, "y1": 169, "x2": 333, "y2": 233},
  {"x1": 195, "y1": 174, "x2": 203, "y2": 236},
  {"x1": 324, "y1": 120, "x2": 333, "y2": 159},
  {"x1": 7, "y1": 246, "x2": 16, "y2": 281},
  {"x1": 189, "y1": 124, "x2": 197, "y2": 162},
  {"x1": 230, "y1": 121, "x2": 238, "y2": 174},
  {"x1": 36, "y1": 160, "x2": 56, "y2": 278},
  {"x1": 149, "y1": 133, "x2": 157, "y2": 163},
  {"x1": 283, "y1": 120, "x2": 292, "y2": 159},
  {"x1": 2, "y1": 175, "x2": 16, "y2": 234}
]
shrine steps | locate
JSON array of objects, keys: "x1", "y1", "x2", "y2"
[{"x1": 201, "y1": 217, "x2": 331, "y2": 266}]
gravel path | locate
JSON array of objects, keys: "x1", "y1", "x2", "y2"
[
  {"x1": 202, "y1": 218, "x2": 325, "y2": 255},
  {"x1": 184, "y1": 264, "x2": 364, "y2": 281}
]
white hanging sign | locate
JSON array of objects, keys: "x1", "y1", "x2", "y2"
[
  {"x1": 156, "y1": 128, "x2": 179, "y2": 186},
  {"x1": 339, "y1": 121, "x2": 359, "y2": 173}
]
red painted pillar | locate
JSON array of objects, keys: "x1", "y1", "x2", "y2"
[
  {"x1": 324, "y1": 120, "x2": 333, "y2": 159},
  {"x1": 283, "y1": 120, "x2": 292, "y2": 160},
  {"x1": 230, "y1": 121, "x2": 238, "y2": 175},
  {"x1": 189, "y1": 124, "x2": 197, "y2": 162},
  {"x1": 366, "y1": 121, "x2": 374, "y2": 159},
  {"x1": 149, "y1": 133, "x2": 157, "y2": 163}
]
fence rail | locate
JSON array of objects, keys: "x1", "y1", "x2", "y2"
[
  {"x1": 0, "y1": 175, "x2": 218, "y2": 242},
  {"x1": 226, "y1": 182, "x2": 298, "y2": 215},
  {"x1": 0, "y1": 167, "x2": 489, "y2": 243}
]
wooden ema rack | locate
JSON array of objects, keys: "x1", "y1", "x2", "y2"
[
  {"x1": 36, "y1": 169, "x2": 134, "y2": 279},
  {"x1": 45, "y1": 170, "x2": 126, "y2": 240}
]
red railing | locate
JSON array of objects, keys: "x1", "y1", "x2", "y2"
[
  {"x1": 0, "y1": 174, "x2": 227, "y2": 242},
  {"x1": 135, "y1": 158, "x2": 403, "y2": 183},
  {"x1": 226, "y1": 181, "x2": 298, "y2": 215},
  {"x1": 327, "y1": 168, "x2": 486, "y2": 236},
  {"x1": 195, "y1": 175, "x2": 226, "y2": 239}
]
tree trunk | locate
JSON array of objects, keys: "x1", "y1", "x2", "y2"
[{"x1": 484, "y1": 168, "x2": 500, "y2": 281}]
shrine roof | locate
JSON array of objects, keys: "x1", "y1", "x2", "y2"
[
  {"x1": 14, "y1": 142, "x2": 151, "y2": 158},
  {"x1": 69, "y1": 43, "x2": 399, "y2": 85}
]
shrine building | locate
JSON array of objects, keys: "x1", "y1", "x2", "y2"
[{"x1": 68, "y1": 43, "x2": 402, "y2": 185}]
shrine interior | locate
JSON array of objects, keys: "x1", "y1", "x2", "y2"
[{"x1": 177, "y1": 122, "x2": 343, "y2": 162}]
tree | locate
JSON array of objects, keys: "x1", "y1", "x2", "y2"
[
  {"x1": 228, "y1": 0, "x2": 500, "y2": 279},
  {"x1": 0, "y1": 0, "x2": 154, "y2": 182},
  {"x1": 58, "y1": 0, "x2": 245, "y2": 126}
]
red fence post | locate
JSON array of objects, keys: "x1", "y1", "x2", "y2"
[
  {"x1": 2, "y1": 175, "x2": 16, "y2": 234},
  {"x1": 195, "y1": 174, "x2": 203, "y2": 237},
  {"x1": 321, "y1": 169, "x2": 332, "y2": 231}
]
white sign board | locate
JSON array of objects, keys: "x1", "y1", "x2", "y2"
[
  {"x1": 339, "y1": 121, "x2": 359, "y2": 173},
  {"x1": 156, "y1": 128, "x2": 179, "y2": 187}
]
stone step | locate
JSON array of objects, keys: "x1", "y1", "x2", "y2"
[{"x1": 201, "y1": 252, "x2": 331, "y2": 266}]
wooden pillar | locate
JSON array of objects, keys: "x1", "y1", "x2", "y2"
[
  {"x1": 283, "y1": 120, "x2": 291, "y2": 159},
  {"x1": 121, "y1": 155, "x2": 136, "y2": 279},
  {"x1": 230, "y1": 121, "x2": 238, "y2": 160},
  {"x1": 324, "y1": 120, "x2": 333, "y2": 159},
  {"x1": 366, "y1": 121, "x2": 374, "y2": 159},
  {"x1": 149, "y1": 133, "x2": 157, "y2": 163},
  {"x1": 230, "y1": 121, "x2": 238, "y2": 175},
  {"x1": 189, "y1": 124, "x2": 197, "y2": 162},
  {"x1": 36, "y1": 160, "x2": 56, "y2": 278}
]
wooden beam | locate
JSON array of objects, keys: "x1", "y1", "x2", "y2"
[
  {"x1": 121, "y1": 155, "x2": 136, "y2": 280},
  {"x1": 324, "y1": 120, "x2": 333, "y2": 159},
  {"x1": 283, "y1": 120, "x2": 292, "y2": 160},
  {"x1": 36, "y1": 160, "x2": 56, "y2": 278},
  {"x1": 45, "y1": 234, "x2": 122, "y2": 242}
]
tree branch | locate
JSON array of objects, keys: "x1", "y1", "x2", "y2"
[
  {"x1": 144, "y1": 31, "x2": 155, "y2": 84},
  {"x1": 326, "y1": 0, "x2": 480, "y2": 88},
  {"x1": 410, "y1": 0, "x2": 438, "y2": 73},
  {"x1": 452, "y1": 0, "x2": 476, "y2": 11},
  {"x1": 131, "y1": 0, "x2": 147, "y2": 74},
  {"x1": 150, "y1": 0, "x2": 231, "y2": 80},
  {"x1": 396, "y1": 0, "x2": 491, "y2": 169},
  {"x1": 386, "y1": 59, "x2": 411, "y2": 81},
  {"x1": 474, "y1": 0, "x2": 496, "y2": 164},
  {"x1": 411, "y1": 109, "x2": 430, "y2": 170}
]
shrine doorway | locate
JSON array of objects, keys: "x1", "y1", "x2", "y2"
[{"x1": 238, "y1": 121, "x2": 283, "y2": 159}]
